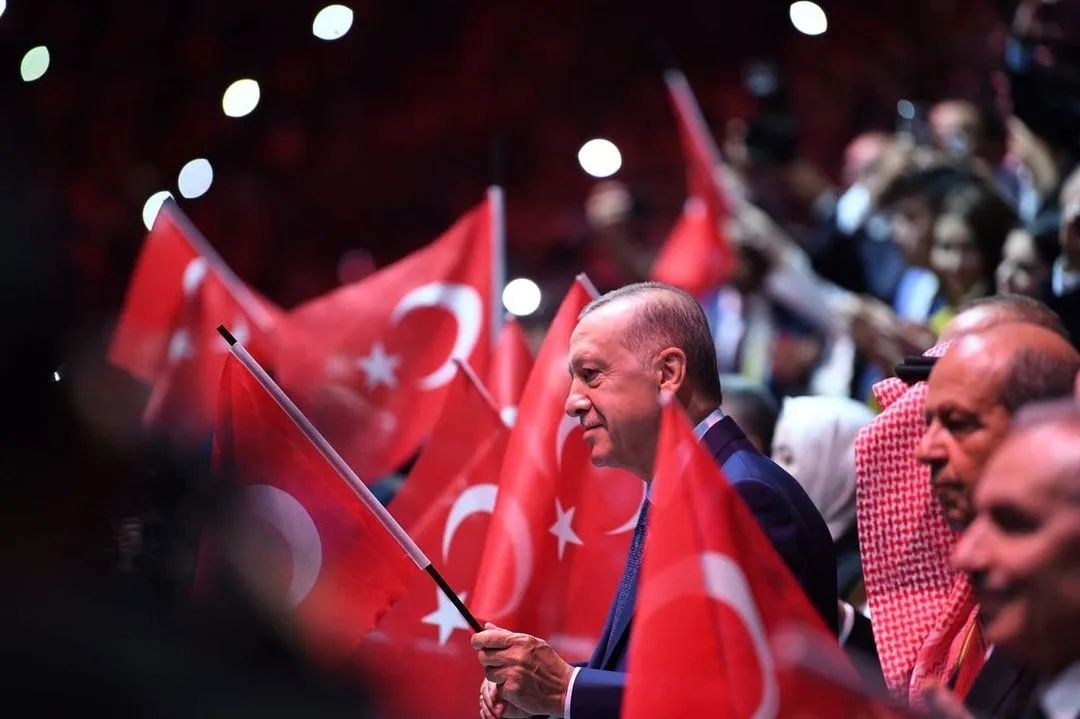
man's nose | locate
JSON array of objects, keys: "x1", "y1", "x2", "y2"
[
  {"x1": 952, "y1": 519, "x2": 987, "y2": 575},
  {"x1": 565, "y1": 385, "x2": 589, "y2": 418},
  {"x1": 916, "y1": 421, "x2": 946, "y2": 467}
]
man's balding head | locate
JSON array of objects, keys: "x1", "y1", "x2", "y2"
[
  {"x1": 953, "y1": 402, "x2": 1080, "y2": 673},
  {"x1": 939, "y1": 293, "x2": 1067, "y2": 343},
  {"x1": 917, "y1": 324, "x2": 1080, "y2": 529},
  {"x1": 578, "y1": 282, "x2": 723, "y2": 404}
]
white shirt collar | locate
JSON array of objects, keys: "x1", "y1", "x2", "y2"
[
  {"x1": 1042, "y1": 661, "x2": 1080, "y2": 719},
  {"x1": 692, "y1": 407, "x2": 726, "y2": 440}
]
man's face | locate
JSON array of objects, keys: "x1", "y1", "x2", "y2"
[
  {"x1": 565, "y1": 303, "x2": 662, "y2": 479},
  {"x1": 953, "y1": 428, "x2": 1080, "y2": 670},
  {"x1": 917, "y1": 342, "x2": 1012, "y2": 530}
]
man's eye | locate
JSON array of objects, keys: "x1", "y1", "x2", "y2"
[
  {"x1": 942, "y1": 413, "x2": 979, "y2": 435},
  {"x1": 581, "y1": 368, "x2": 599, "y2": 382},
  {"x1": 990, "y1": 506, "x2": 1039, "y2": 535}
]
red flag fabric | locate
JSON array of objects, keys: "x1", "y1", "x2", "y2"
[
  {"x1": 622, "y1": 398, "x2": 844, "y2": 717},
  {"x1": 650, "y1": 70, "x2": 737, "y2": 295},
  {"x1": 272, "y1": 198, "x2": 495, "y2": 480},
  {"x1": 109, "y1": 202, "x2": 280, "y2": 439},
  {"x1": 487, "y1": 316, "x2": 534, "y2": 426},
  {"x1": 470, "y1": 276, "x2": 645, "y2": 662},
  {"x1": 354, "y1": 362, "x2": 508, "y2": 719},
  {"x1": 213, "y1": 353, "x2": 413, "y2": 663}
]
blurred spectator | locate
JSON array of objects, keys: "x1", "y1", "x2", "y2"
[
  {"x1": 1041, "y1": 170, "x2": 1080, "y2": 344},
  {"x1": 771, "y1": 395, "x2": 876, "y2": 604},
  {"x1": 717, "y1": 374, "x2": 779, "y2": 454},
  {"x1": 994, "y1": 215, "x2": 1060, "y2": 297},
  {"x1": 927, "y1": 183, "x2": 1017, "y2": 332}
]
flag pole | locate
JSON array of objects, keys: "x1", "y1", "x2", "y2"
[
  {"x1": 216, "y1": 325, "x2": 483, "y2": 634},
  {"x1": 161, "y1": 200, "x2": 276, "y2": 333},
  {"x1": 576, "y1": 272, "x2": 601, "y2": 301},
  {"x1": 663, "y1": 69, "x2": 726, "y2": 171},
  {"x1": 487, "y1": 185, "x2": 506, "y2": 348}
]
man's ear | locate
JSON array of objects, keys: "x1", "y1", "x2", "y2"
[{"x1": 656, "y1": 347, "x2": 687, "y2": 392}]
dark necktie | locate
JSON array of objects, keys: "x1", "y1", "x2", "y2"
[{"x1": 607, "y1": 499, "x2": 650, "y2": 655}]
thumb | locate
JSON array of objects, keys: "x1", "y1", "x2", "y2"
[{"x1": 484, "y1": 621, "x2": 502, "y2": 630}]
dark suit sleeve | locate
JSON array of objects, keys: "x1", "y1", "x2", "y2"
[
  {"x1": 567, "y1": 667, "x2": 625, "y2": 719},
  {"x1": 732, "y1": 478, "x2": 810, "y2": 590}
]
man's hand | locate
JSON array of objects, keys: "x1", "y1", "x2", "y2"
[
  {"x1": 479, "y1": 678, "x2": 528, "y2": 719},
  {"x1": 472, "y1": 622, "x2": 573, "y2": 718}
]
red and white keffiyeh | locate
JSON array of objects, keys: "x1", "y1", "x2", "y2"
[{"x1": 854, "y1": 343, "x2": 983, "y2": 703}]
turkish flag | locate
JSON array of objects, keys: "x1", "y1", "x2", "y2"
[
  {"x1": 272, "y1": 197, "x2": 495, "y2": 481},
  {"x1": 353, "y1": 362, "x2": 508, "y2": 719},
  {"x1": 650, "y1": 69, "x2": 736, "y2": 295},
  {"x1": 487, "y1": 316, "x2": 533, "y2": 426},
  {"x1": 109, "y1": 201, "x2": 280, "y2": 440},
  {"x1": 470, "y1": 276, "x2": 645, "y2": 663},
  {"x1": 212, "y1": 353, "x2": 413, "y2": 664},
  {"x1": 623, "y1": 399, "x2": 845, "y2": 717}
]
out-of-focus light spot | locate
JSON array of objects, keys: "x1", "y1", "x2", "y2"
[
  {"x1": 337, "y1": 248, "x2": 376, "y2": 285},
  {"x1": 789, "y1": 1, "x2": 827, "y2": 36},
  {"x1": 502, "y1": 278, "x2": 542, "y2": 317},
  {"x1": 177, "y1": 158, "x2": 214, "y2": 199},
  {"x1": 20, "y1": 46, "x2": 50, "y2": 82},
  {"x1": 313, "y1": 5, "x2": 354, "y2": 40},
  {"x1": 897, "y1": 99, "x2": 916, "y2": 120},
  {"x1": 52, "y1": 370, "x2": 62, "y2": 383},
  {"x1": 0, "y1": 1, "x2": 7, "y2": 20},
  {"x1": 577, "y1": 138, "x2": 622, "y2": 179},
  {"x1": 222, "y1": 78, "x2": 260, "y2": 117},
  {"x1": 142, "y1": 191, "x2": 173, "y2": 231}
]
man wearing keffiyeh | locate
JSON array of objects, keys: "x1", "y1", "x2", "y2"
[{"x1": 854, "y1": 295, "x2": 1075, "y2": 710}]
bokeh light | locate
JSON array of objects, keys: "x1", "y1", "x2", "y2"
[
  {"x1": 20, "y1": 46, "x2": 50, "y2": 82},
  {"x1": 897, "y1": 99, "x2": 916, "y2": 120},
  {"x1": 789, "y1": 1, "x2": 828, "y2": 36},
  {"x1": 222, "y1": 78, "x2": 261, "y2": 118},
  {"x1": 177, "y1": 158, "x2": 214, "y2": 199},
  {"x1": 142, "y1": 191, "x2": 174, "y2": 231},
  {"x1": 502, "y1": 278, "x2": 542, "y2": 317},
  {"x1": 313, "y1": 5, "x2": 354, "y2": 41},
  {"x1": 577, "y1": 138, "x2": 622, "y2": 179}
]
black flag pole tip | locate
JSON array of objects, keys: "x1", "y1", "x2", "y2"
[{"x1": 217, "y1": 325, "x2": 237, "y2": 345}]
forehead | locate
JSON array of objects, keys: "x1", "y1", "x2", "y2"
[
  {"x1": 977, "y1": 427, "x2": 1077, "y2": 505},
  {"x1": 569, "y1": 301, "x2": 638, "y2": 358},
  {"x1": 934, "y1": 214, "x2": 973, "y2": 242},
  {"x1": 925, "y1": 341, "x2": 1004, "y2": 410}
]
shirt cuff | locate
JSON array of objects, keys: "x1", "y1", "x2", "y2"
[
  {"x1": 838, "y1": 600, "x2": 856, "y2": 646},
  {"x1": 563, "y1": 666, "x2": 581, "y2": 718}
]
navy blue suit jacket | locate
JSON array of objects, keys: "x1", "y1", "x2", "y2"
[{"x1": 568, "y1": 416, "x2": 838, "y2": 719}]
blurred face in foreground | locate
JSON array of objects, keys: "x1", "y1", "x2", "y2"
[
  {"x1": 566, "y1": 301, "x2": 663, "y2": 479},
  {"x1": 953, "y1": 424, "x2": 1080, "y2": 673},
  {"x1": 917, "y1": 335, "x2": 1012, "y2": 530}
]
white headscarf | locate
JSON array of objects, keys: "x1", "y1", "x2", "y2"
[{"x1": 771, "y1": 395, "x2": 875, "y2": 541}]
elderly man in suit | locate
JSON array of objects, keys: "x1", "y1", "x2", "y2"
[
  {"x1": 473, "y1": 281, "x2": 836, "y2": 719},
  {"x1": 925, "y1": 401, "x2": 1080, "y2": 719}
]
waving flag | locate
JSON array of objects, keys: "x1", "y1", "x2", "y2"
[
  {"x1": 109, "y1": 201, "x2": 279, "y2": 441},
  {"x1": 470, "y1": 276, "x2": 645, "y2": 662},
  {"x1": 272, "y1": 193, "x2": 499, "y2": 481},
  {"x1": 487, "y1": 316, "x2": 534, "y2": 426},
  {"x1": 623, "y1": 399, "x2": 843, "y2": 717},
  {"x1": 354, "y1": 361, "x2": 508, "y2": 718},
  {"x1": 212, "y1": 352, "x2": 414, "y2": 663},
  {"x1": 650, "y1": 69, "x2": 737, "y2": 295}
]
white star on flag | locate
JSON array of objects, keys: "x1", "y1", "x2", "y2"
[
  {"x1": 549, "y1": 498, "x2": 584, "y2": 560},
  {"x1": 357, "y1": 342, "x2": 401, "y2": 391},
  {"x1": 421, "y1": 588, "x2": 471, "y2": 645},
  {"x1": 168, "y1": 329, "x2": 194, "y2": 363}
]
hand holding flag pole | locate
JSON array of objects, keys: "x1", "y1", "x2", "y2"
[{"x1": 216, "y1": 324, "x2": 483, "y2": 634}]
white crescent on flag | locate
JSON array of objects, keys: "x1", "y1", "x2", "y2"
[
  {"x1": 183, "y1": 257, "x2": 208, "y2": 295},
  {"x1": 442, "y1": 483, "x2": 498, "y2": 563},
  {"x1": 641, "y1": 551, "x2": 779, "y2": 719},
  {"x1": 390, "y1": 282, "x2": 483, "y2": 390},
  {"x1": 242, "y1": 484, "x2": 324, "y2": 607},
  {"x1": 485, "y1": 496, "x2": 535, "y2": 620}
]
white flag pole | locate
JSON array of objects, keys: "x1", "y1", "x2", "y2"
[
  {"x1": 487, "y1": 185, "x2": 506, "y2": 348},
  {"x1": 217, "y1": 325, "x2": 483, "y2": 633},
  {"x1": 162, "y1": 200, "x2": 276, "y2": 333}
]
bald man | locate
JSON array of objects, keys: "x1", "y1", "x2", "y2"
[
  {"x1": 926, "y1": 403, "x2": 1080, "y2": 719},
  {"x1": 917, "y1": 323, "x2": 1080, "y2": 531}
]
